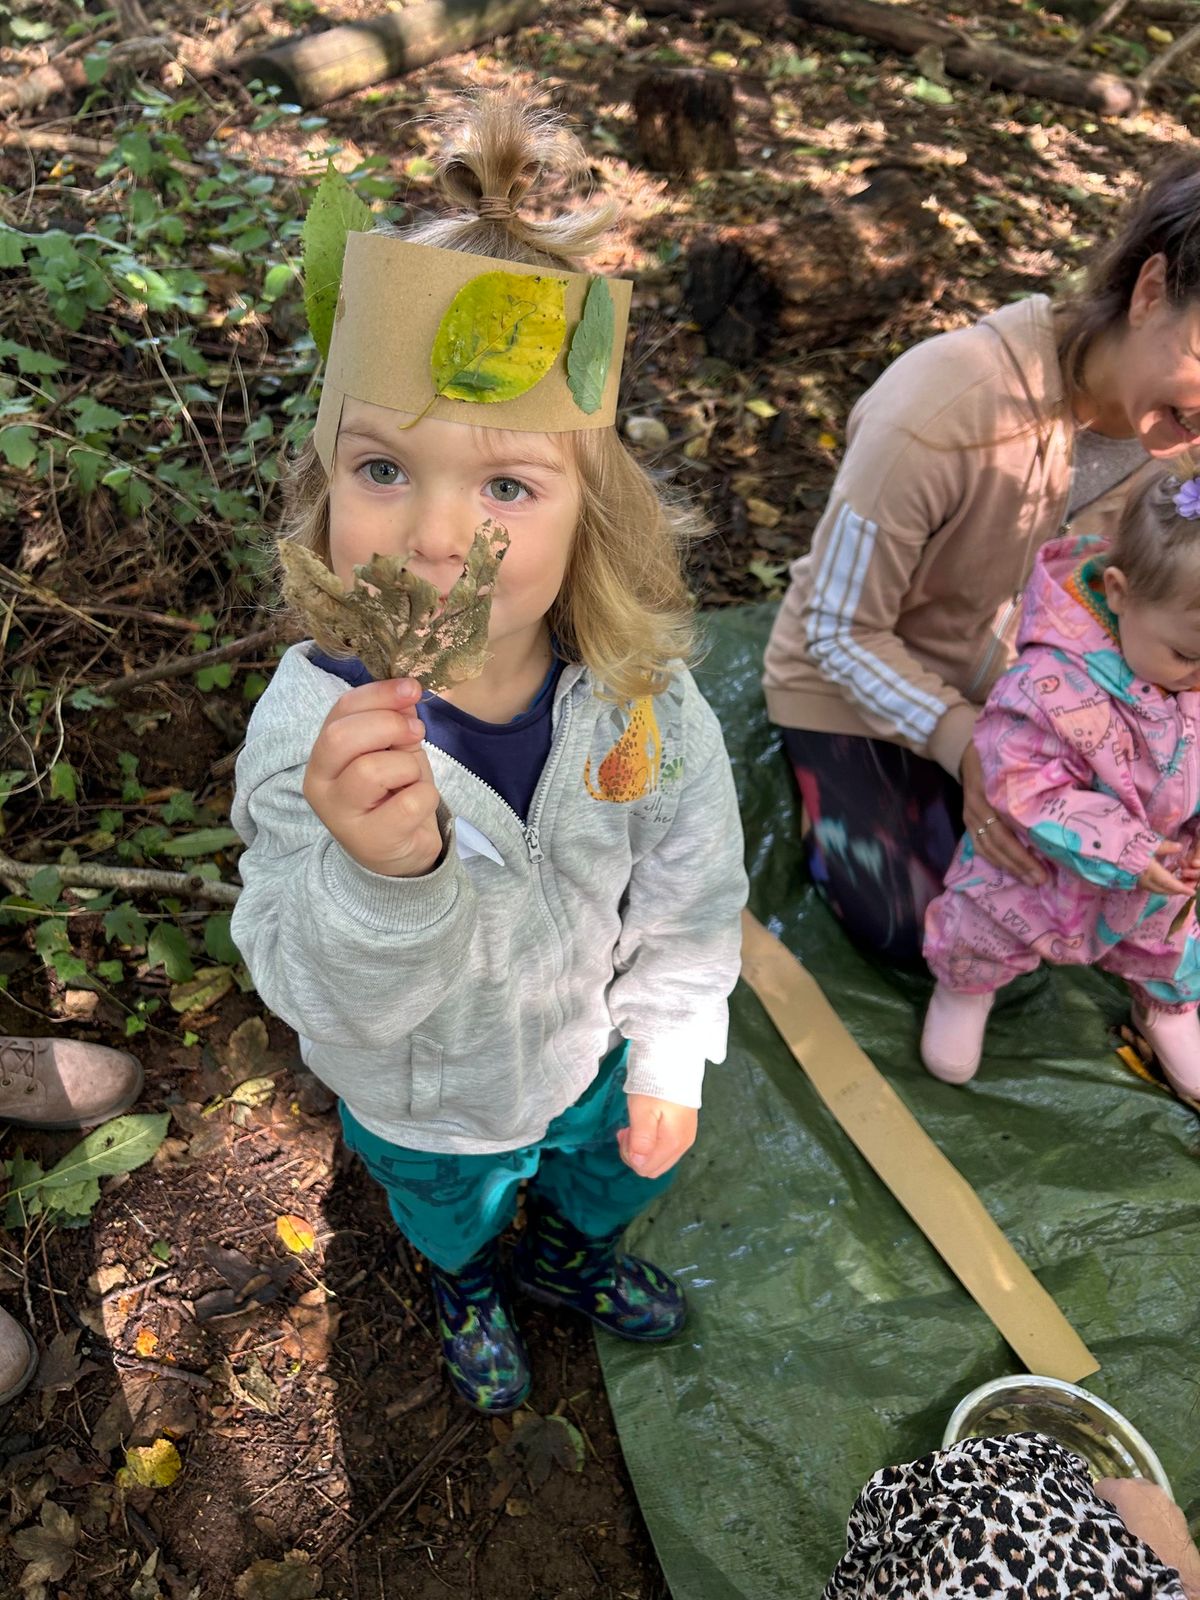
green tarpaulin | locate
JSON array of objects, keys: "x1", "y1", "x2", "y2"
[{"x1": 599, "y1": 605, "x2": 1200, "y2": 1600}]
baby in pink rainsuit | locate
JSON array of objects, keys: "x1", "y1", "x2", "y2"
[{"x1": 923, "y1": 471, "x2": 1200, "y2": 1098}]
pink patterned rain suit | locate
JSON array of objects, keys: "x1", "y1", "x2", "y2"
[{"x1": 924, "y1": 534, "x2": 1200, "y2": 1011}]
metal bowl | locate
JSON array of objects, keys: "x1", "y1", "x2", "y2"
[{"x1": 943, "y1": 1375, "x2": 1173, "y2": 1495}]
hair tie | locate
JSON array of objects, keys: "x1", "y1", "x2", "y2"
[
  {"x1": 477, "y1": 194, "x2": 516, "y2": 220},
  {"x1": 1173, "y1": 477, "x2": 1200, "y2": 519}
]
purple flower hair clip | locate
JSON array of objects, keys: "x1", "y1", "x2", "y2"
[{"x1": 1174, "y1": 477, "x2": 1200, "y2": 519}]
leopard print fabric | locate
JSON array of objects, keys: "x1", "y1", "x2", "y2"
[{"x1": 823, "y1": 1432, "x2": 1188, "y2": 1600}]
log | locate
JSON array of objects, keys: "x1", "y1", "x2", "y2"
[
  {"x1": 788, "y1": 0, "x2": 1142, "y2": 115},
  {"x1": 633, "y1": 69, "x2": 739, "y2": 175},
  {"x1": 238, "y1": 0, "x2": 542, "y2": 108}
]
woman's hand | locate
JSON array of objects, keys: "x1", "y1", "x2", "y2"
[
  {"x1": 960, "y1": 743, "x2": 1046, "y2": 888},
  {"x1": 1097, "y1": 1477, "x2": 1200, "y2": 1597},
  {"x1": 618, "y1": 1095, "x2": 698, "y2": 1181},
  {"x1": 303, "y1": 678, "x2": 444, "y2": 879}
]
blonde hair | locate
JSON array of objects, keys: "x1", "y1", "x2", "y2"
[
  {"x1": 1110, "y1": 456, "x2": 1200, "y2": 605},
  {"x1": 278, "y1": 90, "x2": 701, "y2": 699}
]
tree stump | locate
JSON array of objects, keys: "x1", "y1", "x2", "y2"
[
  {"x1": 632, "y1": 69, "x2": 739, "y2": 176},
  {"x1": 682, "y1": 165, "x2": 949, "y2": 361}
]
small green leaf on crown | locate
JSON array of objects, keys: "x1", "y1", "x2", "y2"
[{"x1": 566, "y1": 276, "x2": 614, "y2": 415}]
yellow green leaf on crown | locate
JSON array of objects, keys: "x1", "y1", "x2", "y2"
[{"x1": 431, "y1": 271, "x2": 567, "y2": 404}]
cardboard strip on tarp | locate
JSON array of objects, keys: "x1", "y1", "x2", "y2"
[{"x1": 740, "y1": 908, "x2": 1099, "y2": 1384}]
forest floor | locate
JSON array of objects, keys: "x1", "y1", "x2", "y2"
[{"x1": 1, "y1": 0, "x2": 1197, "y2": 1594}]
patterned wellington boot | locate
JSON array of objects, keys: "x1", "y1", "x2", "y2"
[
  {"x1": 428, "y1": 1240, "x2": 531, "y2": 1415},
  {"x1": 512, "y1": 1193, "x2": 686, "y2": 1342}
]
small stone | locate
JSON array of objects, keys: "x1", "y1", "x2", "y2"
[{"x1": 624, "y1": 415, "x2": 670, "y2": 449}]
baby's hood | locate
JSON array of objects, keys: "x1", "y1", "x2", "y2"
[{"x1": 1016, "y1": 533, "x2": 1114, "y2": 658}]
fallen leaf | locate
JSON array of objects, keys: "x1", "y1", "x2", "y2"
[
  {"x1": 135, "y1": 1328, "x2": 159, "y2": 1358},
  {"x1": 276, "y1": 1215, "x2": 315, "y2": 1254},
  {"x1": 223, "y1": 1015, "x2": 269, "y2": 1078},
  {"x1": 234, "y1": 1551, "x2": 323, "y2": 1600},
  {"x1": 230, "y1": 1076, "x2": 275, "y2": 1108},
  {"x1": 11, "y1": 1499, "x2": 78, "y2": 1589},
  {"x1": 744, "y1": 497, "x2": 782, "y2": 529},
  {"x1": 745, "y1": 397, "x2": 778, "y2": 419},
  {"x1": 817, "y1": 431, "x2": 837, "y2": 450},
  {"x1": 122, "y1": 1438, "x2": 182, "y2": 1489},
  {"x1": 36, "y1": 1329, "x2": 96, "y2": 1395},
  {"x1": 502, "y1": 1411, "x2": 586, "y2": 1490}
]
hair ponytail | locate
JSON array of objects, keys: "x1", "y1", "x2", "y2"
[{"x1": 383, "y1": 90, "x2": 616, "y2": 268}]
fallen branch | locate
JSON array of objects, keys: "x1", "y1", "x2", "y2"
[
  {"x1": 788, "y1": 0, "x2": 1141, "y2": 115},
  {"x1": 0, "y1": 37, "x2": 171, "y2": 116},
  {"x1": 0, "y1": 125, "x2": 207, "y2": 180},
  {"x1": 89, "y1": 621, "x2": 289, "y2": 698},
  {"x1": 238, "y1": 0, "x2": 541, "y2": 107},
  {"x1": 0, "y1": 850, "x2": 242, "y2": 905}
]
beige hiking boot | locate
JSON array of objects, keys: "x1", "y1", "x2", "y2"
[
  {"x1": 0, "y1": 1305, "x2": 38, "y2": 1405},
  {"x1": 0, "y1": 1037, "x2": 143, "y2": 1130}
]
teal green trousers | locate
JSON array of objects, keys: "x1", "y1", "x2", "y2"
[{"x1": 339, "y1": 1043, "x2": 678, "y2": 1272}]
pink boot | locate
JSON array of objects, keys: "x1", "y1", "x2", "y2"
[
  {"x1": 1131, "y1": 1006, "x2": 1200, "y2": 1100},
  {"x1": 921, "y1": 986, "x2": 995, "y2": 1084}
]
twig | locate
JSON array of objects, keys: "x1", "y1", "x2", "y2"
[
  {"x1": 97, "y1": 1267, "x2": 177, "y2": 1308},
  {"x1": 112, "y1": 1351, "x2": 214, "y2": 1390},
  {"x1": 1062, "y1": 0, "x2": 1135, "y2": 63},
  {"x1": 319, "y1": 1414, "x2": 477, "y2": 1562},
  {"x1": 1136, "y1": 13, "x2": 1200, "y2": 86},
  {"x1": 0, "y1": 849, "x2": 241, "y2": 905},
  {"x1": 89, "y1": 622, "x2": 289, "y2": 697},
  {"x1": 0, "y1": 127, "x2": 207, "y2": 180}
]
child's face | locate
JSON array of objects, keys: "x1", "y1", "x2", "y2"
[
  {"x1": 329, "y1": 399, "x2": 580, "y2": 661},
  {"x1": 1104, "y1": 567, "x2": 1200, "y2": 691}
]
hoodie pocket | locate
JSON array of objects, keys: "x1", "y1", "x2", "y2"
[{"x1": 408, "y1": 1035, "x2": 444, "y2": 1119}]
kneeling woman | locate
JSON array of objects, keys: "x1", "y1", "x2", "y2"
[{"x1": 763, "y1": 155, "x2": 1200, "y2": 961}]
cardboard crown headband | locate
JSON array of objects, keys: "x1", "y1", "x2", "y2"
[{"x1": 307, "y1": 190, "x2": 632, "y2": 472}]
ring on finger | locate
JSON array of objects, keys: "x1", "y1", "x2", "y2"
[{"x1": 975, "y1": 815, "x2": 998, "y2": 837}]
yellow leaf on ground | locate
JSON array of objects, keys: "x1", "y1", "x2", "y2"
[
  {"x1": 745, "y1": 397, "x2": 778, "y2": 419},
  {"x1": 123, "y1": 1438, "x2": 182, "y2": 1488},
  {"x1": 135, "y1": 1328, "x2": 158, "y2": 1358},
  {"x1": 817, "y1": 432, "x2": 838, "y2": 450},
  {"x1": 276, "y1": 1215, "x2": 315, "y2": 1254}
]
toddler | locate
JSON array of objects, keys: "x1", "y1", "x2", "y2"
[
  {"x1": 923, "y1": 471, "x2": 1200, "y2": 1097},
  {"x1": 231, "y1": 93, "x2": 748, "y2": 1413}
]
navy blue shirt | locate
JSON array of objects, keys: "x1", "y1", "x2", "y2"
[{"x1": 308, "y1": 649, "x2": 561, "y2": 820}]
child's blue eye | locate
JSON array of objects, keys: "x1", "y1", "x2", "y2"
[
  {"x1": 488, "y1": 476, "x2": 529, "y2": 504},
  {"x1": 365, "y1": 460, "x2": 401, "y2": 485}
]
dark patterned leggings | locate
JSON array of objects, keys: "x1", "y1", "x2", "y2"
[{"x1": 782, "y1": 728, "x2": 964, "y2": 966}]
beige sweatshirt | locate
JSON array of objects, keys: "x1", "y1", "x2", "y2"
[{"x1": 763, "y1": 295, "x2": 1161, "y2": 776}]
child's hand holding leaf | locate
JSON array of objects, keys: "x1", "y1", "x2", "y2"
[{"x1": 302, "y1": 679, "x2": 443, "y2": 879}]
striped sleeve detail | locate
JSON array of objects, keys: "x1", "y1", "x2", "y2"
[{"x1": 805, "y1": 503, "x2": 949, "y2": 746}]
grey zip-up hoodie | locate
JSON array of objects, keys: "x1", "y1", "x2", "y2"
[{"x1": 231, "y1": 645, "x2": 748, "y2": 1154}]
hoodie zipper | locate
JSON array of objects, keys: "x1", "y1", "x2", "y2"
[{"x1": 425, "y1": 684, "x2": 575, "y2": 865}]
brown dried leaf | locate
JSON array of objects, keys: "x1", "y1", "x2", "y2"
[
  {"x1": 11, "y1": 1499, "x2": 78, "y2": 1589},
  {"x1": 278, "y1": 519, "x2": 509, "y2": 690},
  {"x1": 37, "y1": 1329, "x2": 97, "y2": 1394},
  {"x1": 233, "y1": 1551, "x2": 323, "y2": 1600}
]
